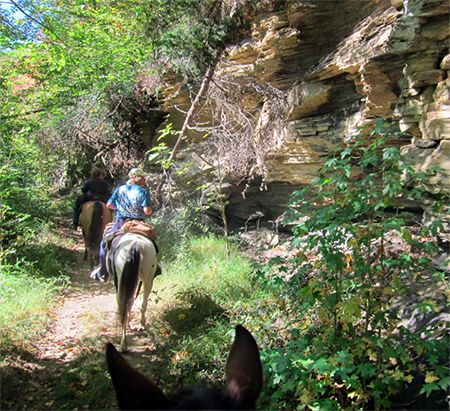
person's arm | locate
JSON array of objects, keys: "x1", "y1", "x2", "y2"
[
  {"x1": 107, "y1": 187, "x2": 118, "y2": 209},
  {"x1": 142, "y1": 188, "x2": 152, "y2": 216},
  {"x1": 81, "y1": 180, "x2": 90, "y2": 193}
]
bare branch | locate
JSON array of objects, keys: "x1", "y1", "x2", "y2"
[{"x1": 8, "y1": 0, "x2": 71, "y2": 47}]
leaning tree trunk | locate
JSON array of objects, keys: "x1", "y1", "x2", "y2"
[
  {"x1": 153, "y1": 57, "x2": 220, "y2": 207},
  {"x1": 168, "y1": 64, "x2": 216, "y2": 164}
]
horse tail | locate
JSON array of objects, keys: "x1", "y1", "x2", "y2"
[
  {"x1": 118, "y1": 242, "x2": 141, "y2": 326},
  {"x1": 87, "y1": 201, "x2": 104, "y2": 255}
]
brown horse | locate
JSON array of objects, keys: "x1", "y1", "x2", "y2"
[
  {"x1": 106, "y1": 325, "x2": 263, "y2": 410},
  {"x1": 79, "y1": 201, "x2": 111, "y2": 268}
]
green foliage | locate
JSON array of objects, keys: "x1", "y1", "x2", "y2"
[
  {"x1": 2, "y1": 0, "x2": 153, "y2": 104},
  {"x1": 1, "y1": 0, "x2": 255, "y2": 184},
  {"x1": 1, "y1": 131, "x2": 52, "y2": 260},
  {"x1": 0, "y1": 213, "x2": 74, "y2": 352},
  {"x1": 139, "y1": 0, "x2": 254, "y2": 77},
  {"x1": 1, "y1": 0, "x2": 252, "y2": 118},
  {"x1": 257, "y1": 121, "x2": 449, "y2": 410},
  {"x1": 143, "y1": 233, "x2": 278, "y2": 394},
  {"x1": 0, "y1": 113, "x2": 75, "y2": 354},
  {"x1": 0, "y1": 264, "x2": 69, "y2": 353},
  {"x1": 151, "y1": 203, "x2": 212, "y2": 261},
  {"x1": 51, "y1": 349, "x2": 115, "y2": 410},
  {"x1": 163, "y1": 233, "x2": 254, "y2": 302},
  {"x1": 147, "y1": 124, "x2": 180, "y2": 169}
]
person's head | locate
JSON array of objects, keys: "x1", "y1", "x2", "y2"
[
  {"x1": 127, "y1": 168, "x2": 149, "y2": 187},
  {"x1": 91, "y1": 167, "x2": 104, "y2": 179}
]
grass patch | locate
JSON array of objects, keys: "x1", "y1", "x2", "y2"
[
  {"x1": 0, "y1": 225, "x2": 74, "y2": 353},
  {"x1": 140, "y1": 233, "x2": 283, "y2": 404},
  {"x1": 0, "y1": 266, "x2": 68, "y2": 353},
  {"x1": 50, "y1": 350, "x2": 115, "y2": 410}
]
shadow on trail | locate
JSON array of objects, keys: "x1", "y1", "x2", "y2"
[
  {"x1": 1, "y1": 343, "x2": 116, "y2": 410},
  {"x1": 1, "y1": 222, "x2": 120, "y2": 411}
]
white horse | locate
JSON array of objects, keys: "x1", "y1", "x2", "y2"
[{"x1": 106, "y1": 232, "x2": 158, "y2": 352}]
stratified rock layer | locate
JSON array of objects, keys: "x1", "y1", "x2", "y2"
[{"x1": 144, "y1": 0, "x2": 449, "y2": 233}]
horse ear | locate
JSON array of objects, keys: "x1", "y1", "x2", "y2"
[
  {"x1": 106, "y1": 343, "x2": 175, "y2": 410},
  {"x1": 226, "y1": 325, "x2": 263, "y2": 409}
]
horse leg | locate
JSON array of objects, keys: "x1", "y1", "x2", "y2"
[
  {"x1": 138, "y1": 277, "x2": 154, "y2": 330},
  {"x1": 119, "y1": 320, "x2": 128, "y2": 353},
  {"x1": 117, "y1": 293, "x2": 133, "y2": 353}
]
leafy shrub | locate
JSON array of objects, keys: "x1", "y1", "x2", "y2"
[
  {"x1": 0, "y1": 264, "x2": 69, "y2": 353},
  {"x1": 141, "y1": 232, "x2": 284, "y2": 404},
  {"x1": 0, "y1": 131, "x2": 54, "y2": 263},
  {"x1": 151, "y1": 203, "x2": 213, "y2": 262},
  {"x1": 257, "y1": 121, "x2": 450, "y2": 410},
  {"x1": 0, "y1": 128, "x2": 74, "y2": 352}
]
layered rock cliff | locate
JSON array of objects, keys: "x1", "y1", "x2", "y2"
[{"x1": 142, "y1": 0, "x2": 449, "y2": 253}]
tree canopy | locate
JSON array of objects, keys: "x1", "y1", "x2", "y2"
[{"x1": 1, "y1": 0, "x2": 253, "y2": 181}]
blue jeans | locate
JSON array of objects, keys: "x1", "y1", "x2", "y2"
[
  {"x1": 98, "y1": 217, "x2": 127, "y2": 280},
  {"x1": 97, "y1": 217, "x2": 146, "y2": 280}
]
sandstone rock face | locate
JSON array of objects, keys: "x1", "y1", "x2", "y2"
[{"x1": 147, "y1": 0, "x2": 449, "y2": 235}]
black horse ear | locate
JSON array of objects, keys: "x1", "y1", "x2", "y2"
[
  {"x1": 226, "y1": 325, "x2": 263, "y2": 409},
  {"x1": 105, "y1": 343, "x2": 175, "y2": 410}
]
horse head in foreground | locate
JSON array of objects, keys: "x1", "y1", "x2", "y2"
[
  {"x1": 107, "y1": 232, "x2": 158, "y2": 352},
  {"x1": 78, "y1": 201, "x2": 111, "y2": 268},
  {"x1": 106, "y1": 325, "x2": 263, "y2": 410}
]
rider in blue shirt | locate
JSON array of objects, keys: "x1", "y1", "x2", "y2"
[
  {"x1": 108, "y1": 181, "x2": 152, "y2": 221},
  {"x1": 91, "y1": 168, "x2": 156, "y2": 282}
]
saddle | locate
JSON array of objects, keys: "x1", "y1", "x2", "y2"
[
  {"x1": 104, "y1": 220, "x2": 158, "y2": 252},
  {"x1": 121, "y1": 220, "x2": 157, "y2": 242}
]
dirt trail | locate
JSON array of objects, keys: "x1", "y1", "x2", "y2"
[
  {"x1": 1, "y1": 225, "x2": 157, "y2": 410},
  {"x1": 36, "y1": 227, "x2": 118, "y2": 361}
]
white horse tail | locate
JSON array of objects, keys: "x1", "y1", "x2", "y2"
[{"x1": 118, "y1": 242, "x2": 140, "y2": 327}]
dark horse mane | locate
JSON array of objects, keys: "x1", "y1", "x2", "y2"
[{"x1": 86, "y1": 201, "x2": 105, "y2": 258}]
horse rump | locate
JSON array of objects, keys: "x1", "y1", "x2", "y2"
[
  {"x1": 86, "y1": 201, "x2": 105, "y2": 254},
  {"x1": 106, "y1": 325, "x2": 262, "y2": 410},
  {"x1": 118, "y1": 242, "x2": 141, "y2": 326}
]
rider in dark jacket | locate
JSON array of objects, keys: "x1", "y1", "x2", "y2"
[{"x1": 72, "y1": 167, "x2": 111, "y2": 229}]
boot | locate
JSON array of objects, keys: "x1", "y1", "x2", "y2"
[{"x1": 90, "y1": 266, "x2": 107, "y2": 283}]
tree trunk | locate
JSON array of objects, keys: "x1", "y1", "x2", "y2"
[
  {"x1": 154, "y1": 55, "x2": 220, "y2": 207},
  {"x1": 168, "y1": 63, "x2": 216, "y2": 164}
]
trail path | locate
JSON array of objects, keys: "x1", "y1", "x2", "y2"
[
  {"x1": 2, "y1": 224, "x2": 157, "y2": 411},
  {"x1": 3, "y1": 223, "x2": 449, "y2": 410},
  {"x1": 35, "y1": 233, "x2": 117, "y2": 363}
]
